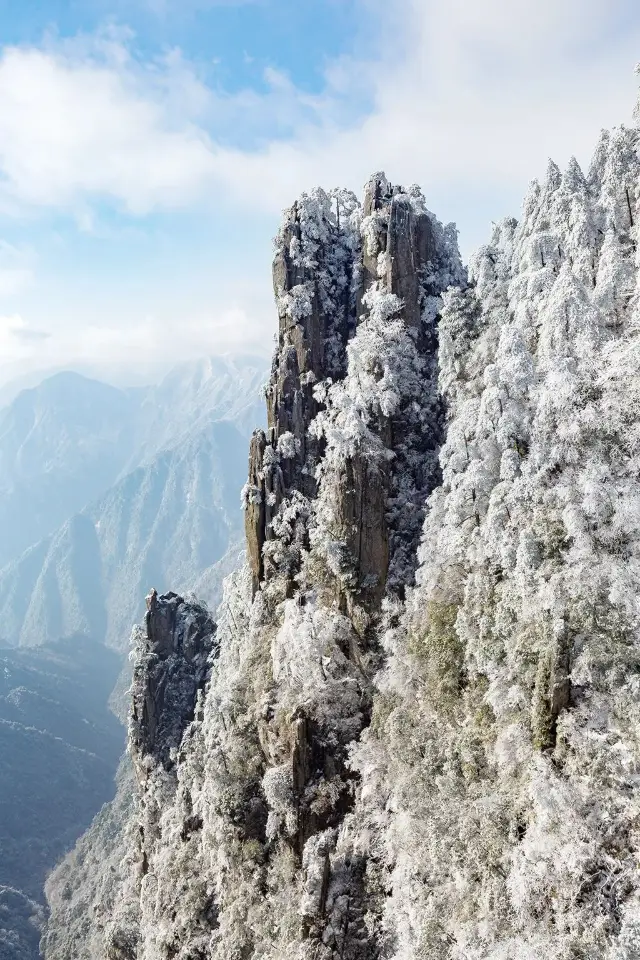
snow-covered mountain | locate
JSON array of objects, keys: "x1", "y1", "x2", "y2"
[
  {"x1": 0, "y1": 420, "x2": 247, "y2": 650},
  {"x1": 0, "y1": 355, "x2": 267, "y2": 649},
  {"x1": 0, "y1": 372, "x2": 136, "y2": 570},
  {"x1": 0, "y1": 355, "x2": 266, "y2": 959},
  {"x1": 43, "y1": 118, "x2": 640, "y2": 960},
  {"x1": 128, "y1": 355, "x2": 267, "y2": 466}
]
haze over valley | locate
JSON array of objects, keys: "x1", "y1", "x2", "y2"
[{"x1": 0, "y1": 354, "x2": 266, "y2": 957}]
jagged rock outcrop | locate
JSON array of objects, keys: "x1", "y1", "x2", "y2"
[
  {"x1": 101, "y1": 593, "x2": 218, "y2": 960},
  {"x1": 244, "y1": 187, "x2": 358, "y2": 594},
  {"x1": 360, "y1": 174, "x2": 437, "y2": 331},
  {"x1": 131, "y1": 591, "x2": 217, "y2": 775},
  {"x1": 229, "y1": 177, "x2": 462, "y2": 957},
  {"x1": 245, "y1": 174, "x2": 460, "y2": 612}
]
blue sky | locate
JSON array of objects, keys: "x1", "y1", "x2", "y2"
[{"x1": 0, "y1": 0, "x2": 639, "y2": 385}]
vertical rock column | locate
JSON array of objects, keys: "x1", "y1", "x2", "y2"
[
  {"x1": 244, "y1": 192, "x2": 356, "y2": 594},
  {"x1": 245, "y1": 175, "x2": 458, "y2": 606},
  {"x1": 332, "y1": 173, "x2": 451, "y2": 611}
]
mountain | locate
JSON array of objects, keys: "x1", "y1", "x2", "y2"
[
  {"x1": 0, "y1": 354, "x2": 265, "y2": 959},
  {"x1": 0, "y1": 419, "x2": 247, "y2": 650},
  {"x1": 0, "y1": 356, "x2": 266, "y2": 574},
  {"x1": 0, "y1": 373, "x2": 136, "y2": 570},
  {"x1": 0, "y1": 637, "x2": 123, "y2": 960},
  {"x1": 42, "y1": 175, "x2": 462, "y2": 958},
  {"x1": 0, "y1": 355, "x2": 266, "y2": 412},
  {"x1": 128, "y1": 355, "x2": 266, "y2": 466},
  {"x1": 44, "y1": 113, "x2": 640, "y2": 960},
  {"x1": 0, "y1": 355, "x2": 266, "y2": 652},
  {"x1": 95, "y1": 418, "x2": 247, "y2": 648},
  {"x1": 0, "y1": 515, "x2": 105, "y2": 651},
  {"x1": 41, "y1": 758, "x2": 135, "y2": 960}
]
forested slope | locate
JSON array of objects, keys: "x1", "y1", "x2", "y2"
[{"x1": 44, "y1": 114, "x2": 640, "y2": 960}]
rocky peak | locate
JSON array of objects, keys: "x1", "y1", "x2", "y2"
[
  {"x1": 130, "y1": 591, "x2": 217, "y2": 778},
  {"x1": 360, "y1": 171, "x2": 438, "y2": 332},
  {"x1": 40, "y1": 174, "x2": 464, "y2": 960},
  {"x1": 245, "y1": 173, "x2": 464, "y2": 609},
  {"x1": 244, "y1": 188, "x2": 359, "y2": 594},
  {"x1": 223, "y1": 176, "x2": 463, "y2": 957}
]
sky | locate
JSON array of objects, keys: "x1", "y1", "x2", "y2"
[{"x1": 0, "y1": 0, "x2": 639, "y2": 386}]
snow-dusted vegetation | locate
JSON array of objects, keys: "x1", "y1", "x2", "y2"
[
  {"x1": 355, "y1": 126, "x2": 640, "y2": 960},
  {"x1": 44, "y1": 111, "x2": 640, "y2": 960}
]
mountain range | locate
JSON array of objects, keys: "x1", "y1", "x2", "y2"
[
  {"x1": 0, "y1": 353, "x2": 267, "y2": 959},
  {"x1": 41, "y1": 109, "x2": 640, "y2": 960},
  {"x1": 0, "y1": 355, "x2": 266, "y2": 649}
]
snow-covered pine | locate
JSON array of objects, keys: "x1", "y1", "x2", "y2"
[
  {"x1": 352, "y1": 121, "x2": 640, "y2": 959},
  {"x1": 44, "y1": 109, "x2": 640, "y2": 960}
]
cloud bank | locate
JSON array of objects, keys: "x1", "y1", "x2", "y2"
[
  {"x1": 0, "y1": 0, "x2": 639, "y2": 374},
  {"x1": 0, "y1": 1, "x2": 635, "y2": 222}
]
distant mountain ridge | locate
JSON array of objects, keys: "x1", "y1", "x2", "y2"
[
  {"x1": 0, "y1": 353, "x2": 266, "y2": 959},
  {"x1": 0, "y1": 355, "x2": 266, "y2": 650},
  {"x1": 128, "y1": 355, "x2": 267, "y2": 465},
  {"x1": 0, "y1": 355, "x2": 266, "y2": 572},
  {"x1": 0, "y1": 373, "x2": 136, "y2": 570}
]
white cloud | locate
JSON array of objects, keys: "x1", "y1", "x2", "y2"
[
  {"x1": 0, "y1": 27, "x2": 344, "y2": 217},
  {"x1": 203, "y1": 0, "x2": 640, "y2": 236},
  {"x1": 0, "y1": 301, "x2": 270, "y2": 375},
  {"x1": 72, "y1": 305, "x2": 268, "y2": 363},
  {"x1": 0, "y1": 314, "x2": 49, "y2": 362},
  {"x1": 0, "y1": 0, "x2": 639, "y2": 372},
  {"x1": 0, "y1": 37, "x2": 219, "y2": 214},
  {"x1": 0, "y1": 1, "x2": 635, "y2": 239}
]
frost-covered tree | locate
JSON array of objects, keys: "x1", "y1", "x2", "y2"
[{"x1": 352, "y1": 106, "x2": 640, "y2": 960}]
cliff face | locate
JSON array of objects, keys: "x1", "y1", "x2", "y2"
[
  {"x1": 102, "y1": 594, "x2": 218, "y2": 960},
  {"x1": 245, "y1": 174, "x2": 459, "y2": 611},
  {"x1": 45, "y1": 115, "x2": 640, "y2": 960}
]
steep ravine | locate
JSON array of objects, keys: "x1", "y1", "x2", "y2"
[{"x1": 46, "y1": 114, "x2": 640, "y2": 960}]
